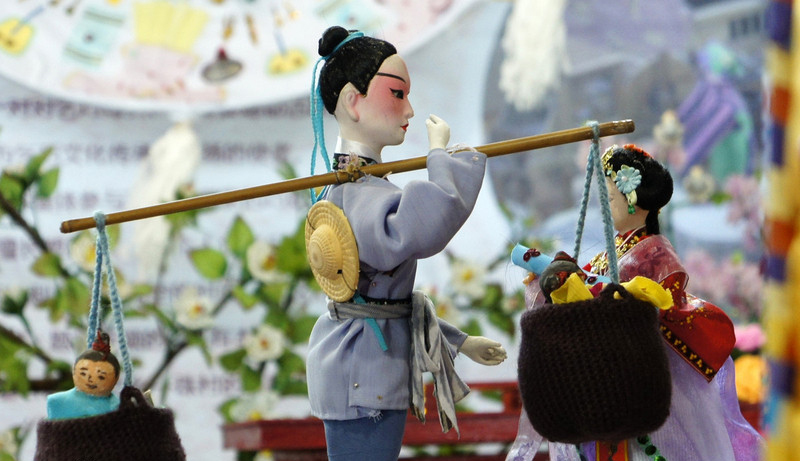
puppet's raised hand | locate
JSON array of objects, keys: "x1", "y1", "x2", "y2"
[
  {"x1": 426, "y1": 114, "x2": 450, "y2": 151},
  {"x1": 460, "y1": 336, "x2": 507, "y2": 366}
]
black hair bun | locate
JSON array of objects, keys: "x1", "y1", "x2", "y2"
[{"x1": 318, "y1": 26, "x2": 350, "y2": 57}]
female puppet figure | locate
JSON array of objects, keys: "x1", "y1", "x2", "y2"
[
  {"x1": 506, "y1": 144, "x2": 763, "y2": 461},
  {"x1": 305, "y1": 26, "x2": 507, "y2": 461},
  {"x1": 47, "y1": 330, "x2": 121, "y2": 420}
]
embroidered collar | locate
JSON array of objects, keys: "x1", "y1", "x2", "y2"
[
  {"x1": 588, "y1": 226, "x2": 650, "y2": 274},
  {"x1": 333, "y1": 153, "x2": 378, "y2": 171},
  {"x1": 333, "y1": 138, "x2": 381, "y2": 171},
  {"x1": 615, "y1": 226, "x2": 648, "y2": 259}
]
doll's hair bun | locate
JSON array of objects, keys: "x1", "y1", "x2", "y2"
[
  {"x1": 92, "y1": 330, "x2": 112, "y2": 356},
  {"x1": 317, "y1": 26, "x2": 397, "y2": 114},
  {"x1": 318, "y1": 26, "x2": 351, "y2": 57}
]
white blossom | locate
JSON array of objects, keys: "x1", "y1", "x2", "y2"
[
  {"x1": 229, "y1": 390, "x2": 280, "y2": 422},
  {"x1": 254, "y1": 451, "x2": 275, "y2": 461},
  {"x1": 174, "y1": 287, "x2": 214, "y2": 330},
  {"x1": 0, "y1": 430, "x2": 18, "y2": 455},
  {"x1": 69, "y1": 231, "x2": 97, "y2": 272},
  {"x1": 449, "y1": 259, "x2": 487, "y2": 300},
  {"x1": 244, "y1": 324, "x2": 286, "y2": 362},
  {"x1": 434, "y1": 293, "x2": 462, "y2": 326},
  {"x1": 246, "y1": 241, "x2": 289, "y2": 284}
]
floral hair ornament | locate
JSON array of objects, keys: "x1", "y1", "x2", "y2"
[
  {"x1": 622, "y1": 143, "x2": 652, "y2": 158},
  {"x1": 309, "y1": 30, "x2": 365, "y2": 203},
  {"x1": 602, "y1": 145, "x2": 642, "y2": 214}
]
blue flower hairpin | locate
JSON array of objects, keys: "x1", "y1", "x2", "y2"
[{"x1": 613, "y1": 165, "x2": 641, "y2": 214}]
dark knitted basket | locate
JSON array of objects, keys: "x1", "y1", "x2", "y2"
[
  {"x1": 517, "y1": 284, "x2": 671, "y2": 444},
  {"x1": 35, "y1": 386, "x2": 186, "y2": 461}
]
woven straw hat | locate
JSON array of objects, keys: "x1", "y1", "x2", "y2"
[{"x1": 304, "y1": 201, "x2": 359, "y2": 302}]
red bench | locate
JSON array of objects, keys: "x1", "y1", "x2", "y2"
[{"x1": 222, "y1": 381, "x2": 548, "y2": 460}]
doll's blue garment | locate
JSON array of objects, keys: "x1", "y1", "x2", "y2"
[
  {"x1": 323, "y1": 409, "x2": 407, "y2": 461},
  {"x1": 47, "y1": 387, "x2": 120, "y2": 420}
]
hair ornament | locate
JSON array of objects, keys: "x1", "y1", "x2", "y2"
[
  {"x1": 615, "y1": 165, "x2": 640, "y2": 214},
  {"x1": 91, "y1": 329, "x2": 112, "y2": 357},
  {"x1": 622, "y1": 143, "x2": 651, "y2": 158},
  {"x1": 601, "y1": 145, "x2": 641, "y2": 214},
  {"x1": 614, "y1": 165, "x2": 642, "y2": 195},
  {"x1": 325, "y1": 30, "x2": 364, "y2": 59},
  {"x1": 601, "y1": 145, "x2": 616, "y2": 174}
]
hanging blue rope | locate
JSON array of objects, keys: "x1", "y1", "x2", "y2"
[
  {"x1": 573, "y1": 132, "x2": 596, "y2": 261},
  {"x1": 573, "y1": 121, "x2": 620, "y2": 284},
  {"x1": 90, "y1": 211, "x2": 134, "y2": 387},
  {"x1": 87, "y1": 233, "x2": 103, "y2": 350},
  {"x1": 308, "y1": 31, "x2": 364, "y2": 204},
  {"x1": 309, "y1": 58, "x2": 332, "y2": 204}
]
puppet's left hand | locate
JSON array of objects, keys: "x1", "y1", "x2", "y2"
[{"x1": 460, "y1": 336, "x2": 507, "y2": 365}]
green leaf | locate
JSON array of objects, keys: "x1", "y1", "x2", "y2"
[
  {"x1": 218, "y1": 398, "x2": 238, "y2": 423},
  {"x1": 273, "y1": 352, "x2": 308, "y2": 395},
  {"x1": 187, "y1": 331, "x2": 213, "y2": 365},
  {"x1": 105, "y1": 223, "x2": 121, "y2": 249},
  {"x1": 481, "y1": 284, "x2": 503, "y2": 309},
  {"x1": 1, "y1": 290, "x2": 28, "y2": 315},
  {"x1": 165, "y1": 209, "x2": 199, "y2": 229},
  {"x1": 36, "y1": 167, "x2": 59, "y2": 198},
  {"x1": 232, "y1": 286, "x2": 259, "y2": 310},
  {"x1": 277, "y1": 161, "x2": 298, "y2": 181},
  {"x1": 0, "y1": 335, "x2": 30, "y2": 395},
  {"x1": 236, "y1": 451, "x2": 258, "y2": 461},
  {"x1": 31, "y1": 252, "x2": 63, "y2": 277},
  {"x1": 65, "y1": 278, "x2": 91, "y2": 317},
  {"x1": 219, "y1": 349, "x2": 246, "y2": 372},
  {"x1": 264, "y1": 306, "x2": 290, "y2": 331},
  {"x1": 190, "y1": 248, "x2": 228, "y2": 279},
  {"x1": 0, "y1": 173, "x2": 24, "y2": 209},
  {"x1": 50, "y1": 277, "x2": 91, "y2": 322},
  {"x1": 488, "y1": 310, "x2": 515, "y2": 336},
  {"x1": 24, "y1": 146, "x2": 53, "y2": 180},
  {"x1": 240, "y1": 365, "x2": 262, "y2": 392},
  {"x1": 123, "y1": 283, "x2": 153, "y2": 301},
  {"x1": 227, "y1": 216, "x2": 255, "y2": 259},
  {"x1": 142, "y1": 303, "x2": 177, "y2": 332},
  {"x1": 45, "y1": 359, "x2": 72, "y2": 377},
  {"x1": 258, "y1": 283, "x2": 286, "y2": 312},
  {"x1": 1, "y1": 452, "x2": 16, "y2": 461},
  {"x1": 278, "y1": 350, "x2": 306, "y2": 374},
  {"x1": 461, "y1": 318, "x2": 482, "y2": 337},
  {"x1": 276, "y1": 222, "x2": 312, "y2": 277},
  {"x1": 159, "y1": 376, "x2": 171, "y2": 404},
  {"x1": 288, "y1": 315, "x2": 318, "y2": 344}
]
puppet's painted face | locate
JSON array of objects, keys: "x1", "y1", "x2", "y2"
[
  {"x1": 606, "y1": 176, "x2": 642, "y2": 234},
  {"x1": 73, "y1": 359, "x2": 118, "y2": 397},
  {"x1": 353, "y1": 54, "x2": 414, "y2": 150}
]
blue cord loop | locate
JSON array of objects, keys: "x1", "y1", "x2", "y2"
[
  {"x1": 352, "y1": 293, "x2": 389, "y2": 352},
  {"x1": 309, "y1": 31, "x2": 365, "y2": 204},
  {"x1": 89, "y1": 211, "x2": 134, "y2": 387}
]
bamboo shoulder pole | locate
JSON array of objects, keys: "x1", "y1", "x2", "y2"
[{"x1": 60, "y1": 119, "x2": 634, "y2": 233}]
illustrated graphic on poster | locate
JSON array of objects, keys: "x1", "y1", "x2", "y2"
[{"x1": 0, "y1": 0, "x2": 477, "y2": 112}]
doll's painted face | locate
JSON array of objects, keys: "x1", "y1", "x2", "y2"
[
  {"x1": 606, "y1": 176, "x2": 644, "y2": 234},
  {"x1": 73, "y1": 359, "x2": 118, "y2": 397},
  {"x1": 353, "y1": 54, "x2": 414, "y2": 150}
]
